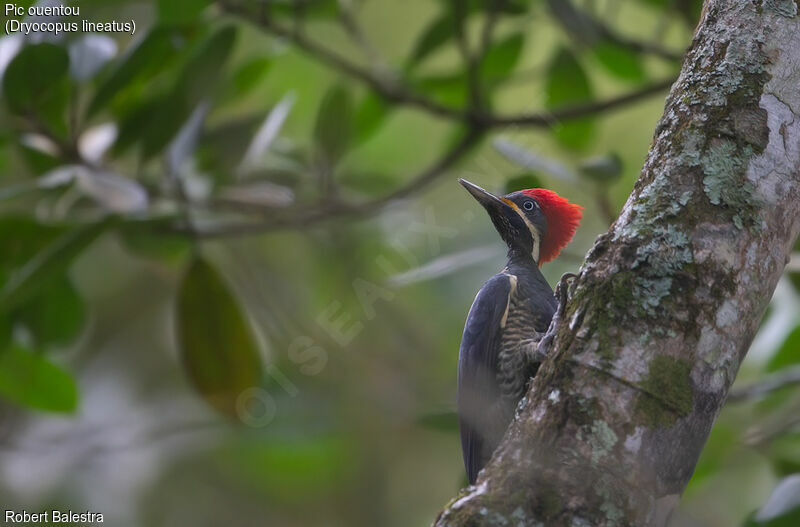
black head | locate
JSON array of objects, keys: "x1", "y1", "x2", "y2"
[{"x1": 459, "y1": 179, "x2": 547, "y2": 263}]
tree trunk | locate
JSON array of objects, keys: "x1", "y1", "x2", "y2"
[{"x1": 434, "y1": 1, "x2": 800, "y2": 526}]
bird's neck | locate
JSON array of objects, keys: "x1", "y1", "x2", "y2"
[{"x1": 506, "y1": 247, "x2": 539, "y2": 272}]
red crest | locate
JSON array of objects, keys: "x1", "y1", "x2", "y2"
[{"x1": 521, "y1": 189, "x2": 583, "y2": 265}]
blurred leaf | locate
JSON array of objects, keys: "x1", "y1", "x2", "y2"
[
  {"x1": 768, "y1": 433, "x2": 800, "y2": 477},
  {"x1": 167, "y1": 102, "x2": 210, "y2": 175},
  {"x1": 416, "y1": 410, "x2": 458, "y2": 432},
  {"x1": 746, "y1": 474, "x2": 800, "y2": 527},
  {"x1": 0, "y1": 217, "x2": 66, "y2": 272},
  {"x1": 158, "y1": 0, "x2": 211, "y2": 24},
  {"x1": 354, "y1": 92, "x2": 391, "y2": 145},
  {"x1": 68, "y1": 34, "x2": 117, "y2": 81},
  {"x1": 230, "y1": 56, "x2": 272, "y2": 97},
  {"x1": 406, "y1": 14, "x2": 454, "y2": 69},
  {"x1": 767, "y1": 326, "x2": 800, "y2": 373},
  {"x1": 545, "y1": 47, "x2": 595, "y2": 149},
  {"x1": 177, "y1": 26, "x2": 238, "y2": 106},
  {"x1": 13, "y1": 278, "x2": 85, "y2": 348},
  {"x1": 578, "y1": 153, "x2": 624, "y2": 183},
  {"x1": 0, "y1": 345, "x2": 78, "y2": 413},
  {"x1": 176, "y1": 256, "x2": 263, "y2": 417},
  {"x1": 0, "y1": 218, "x2": 113, "y2": 312},
  {"x1": 238, "y1": 93, "x2": 295, "y2": 176},
  {"x1": 593, "y1": 40, "x2": 646, "y2": 82},
  {"x1": 480, "y1": 32, "x2": 525, "y2": 85},
  {"x1": 313, "y1": 84, "x2": 353, "y2": 168},
  {"x1": 415, "y1": 72, "x2": 468, "y2": 107},
  {"x1": 505, "y1": 173, "x2": 543, "y2": 193},
  {"x1": 90, "y1": 27, "x2": 178, "y2": 115},
  {"x1": 41, "y1": 165, "x2": 148, "y2": 213},
  {"x1": 2, "y1": 43, "x2": 70, "y2": 133},
  {"x1": 267, "y1": 0, "x2": 338, "y2": 18}
]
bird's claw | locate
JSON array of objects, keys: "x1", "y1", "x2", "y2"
[{"x1": 537, "y1": 272, "x2": 579, "y2": 358}]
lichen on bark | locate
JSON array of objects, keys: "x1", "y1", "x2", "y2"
[{"x1": 434, "y1": 1, "x2": 800, "y2": 526}]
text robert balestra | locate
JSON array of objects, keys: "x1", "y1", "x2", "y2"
[{"x1": 5, "y1": 509, "x2": 104, "y2": 523}]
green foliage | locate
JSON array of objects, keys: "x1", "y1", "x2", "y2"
[
  {"x1": 480, "y1": 33, "x2": 525, "y2": 87},
  {"x1": 314, "y1": 84, "x2": 354, "y2": 168},
  {"x1": 157, "y1": 0, "x2": 211, "y2": 24},
  {"x1": 592, "y1": 41, "x2": 646, "y2": 82},
  {"x1": 545, "y1": 47, "x2": 595, "y2": 149},
  {"x1": 176, "y1": 256, "x2": 263, "y2": 418},
  {"x1": 0, "y1": 218, "x2": 113, "y2": 312},
  {"x1": 2, "y1": 43, "x2": 70, "y2": 134},
  {"x1": 579, "y1": 153, "x2": 624, "y2": 183},
  {"x1": 505, "y1": 173, "x2": 543, "y2": 193},
  {"x1": 0, "y1": 345, "x2": 78, "y2": 412},
  {"x1": 767, "y1": 326, "x2": 800, "y2": 373}
]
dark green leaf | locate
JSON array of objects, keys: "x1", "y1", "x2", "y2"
[
  {"x1": 13, "y1": 278, "x2": 85, "y2": 349},
  {"x1": 593, "y1": 40, "x2": 646, "y2": 82},
  {"x1": 767, "y1": 326, "x2": 800, "y2": 373},
  {"x1": 354, "y1": 92, "x2": 391, "y2": 144},
  {"x1": 545, "y1": 47, "x2": 595, "y2": 149},
  {"x1": 176, "y1": 257, "x2": 263, "y2": 417},
  {"x1": 578, "y1": 153, "x2": 624, "y2": 183},
  {"x1": 2, "y1": 43, "x2": 70, "y2": 133},
  {"x1": 231, "y1": 56, "x2": 272, "y2": 97},
  {"x1": 158, "y1": 0, "x2": 211, "y2": 24},
  {"x1": 415, "y1": 72, "x2": 468, "y2": 107},
  {"x1": 177, "y1": 26, "x2": 238, "y2": 106},
  {"x1": 89, "y1": 27, "x2": 179, "y2": 115},
  {"x1": 480, "y1": 32, "x2": 525, "y2": 85},
  {"x1": 406, "y1": 14, "x2": 454, "y2": 69},
  {"x1": 0, "y1": 345, "x2": 78, "y2": 413},
  {"x1": 313, "y1": 85, "x2": 354, "y2": 167},
  {"x1": 505, "y1": 173, "x2": 543, "y2": 193},
  {"x1": 2, "y1": 43, "x2": 69, "y2": 113},
  {"x1": 0, "y1": 218, "x2": 113, "y2": 312}
]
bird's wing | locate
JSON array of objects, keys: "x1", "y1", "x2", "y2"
[{"x1": 457, "y1": 272, "x2": 514, "y2": 484}]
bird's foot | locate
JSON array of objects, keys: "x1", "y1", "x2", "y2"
[{"x1": 536, "y1": 272, "x2": 579, "y2": 359}]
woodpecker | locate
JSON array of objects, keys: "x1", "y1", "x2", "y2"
[{"x1": 457, "y1": 178, "x2": 582, "y2": 484}]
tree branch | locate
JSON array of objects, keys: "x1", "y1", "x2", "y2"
[{"x1": 435, "y1": 2, "x2": 800, "y2": 525}]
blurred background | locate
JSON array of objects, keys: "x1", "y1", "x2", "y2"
[{"x1": 0, "y1": 1, "x2": 799, "y2": 525}]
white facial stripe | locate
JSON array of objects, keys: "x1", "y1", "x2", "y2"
[{"x1": 502, "y1": 198, "x2": 541, "y2": 262}]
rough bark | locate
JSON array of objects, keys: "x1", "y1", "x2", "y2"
[{"x1": 434, "y1": 1, "x2": 800, "y2": 526}]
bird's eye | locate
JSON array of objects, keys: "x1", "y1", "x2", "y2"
[{"x1": 523, "y1": 201, "x2": 535, "y2": 211}]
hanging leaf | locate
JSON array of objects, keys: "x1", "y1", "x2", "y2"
[
  {"x1": 767, "y1": 326, "x2": 800, "y2": 373},
  {"x1": 0, "y1": 218, "x2": 113, "y2": 312},
  {"x1": 13, "y1": 278, "x2": 85, "y2": 349},
  {"x1": 176, "y1": 26, "x2": 238, "y2": 106},
  {"x1": 545, "y1": 47, "x2": 595, "y2": 149},
  {"x1": 89, "y1": 27, "x2": 179, "y2": 115},
  {"x1": 313, "y1": 84, "x2": 353, "y2": 168},
  {"x1": 354, "y1": 92, "x2": 391, "y2": 145},
  {"x1": 406, "y1": 14, "x2": 454, "y2": 69},
  {"x1": 593, "y1": 40, "x2": 646, "y2": 82},
  {"x1": 176, "y1": 257, "x2": 263, "y2": 418},
  {"x1": 745, "y1": 475, "x2": 800, "y2": 526},
  {"x1": 0, "y1": 345, "x2": 78, "y2": 413},
  {"x1": 480, "y1": 32, "x2": 525, "y2": 86},
  {"x1": 230, "y1": 56, "x2": 272, "y2": 97},
  {"x1": 2, "y1": 43, "x2": 70, "y2": 134}
]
